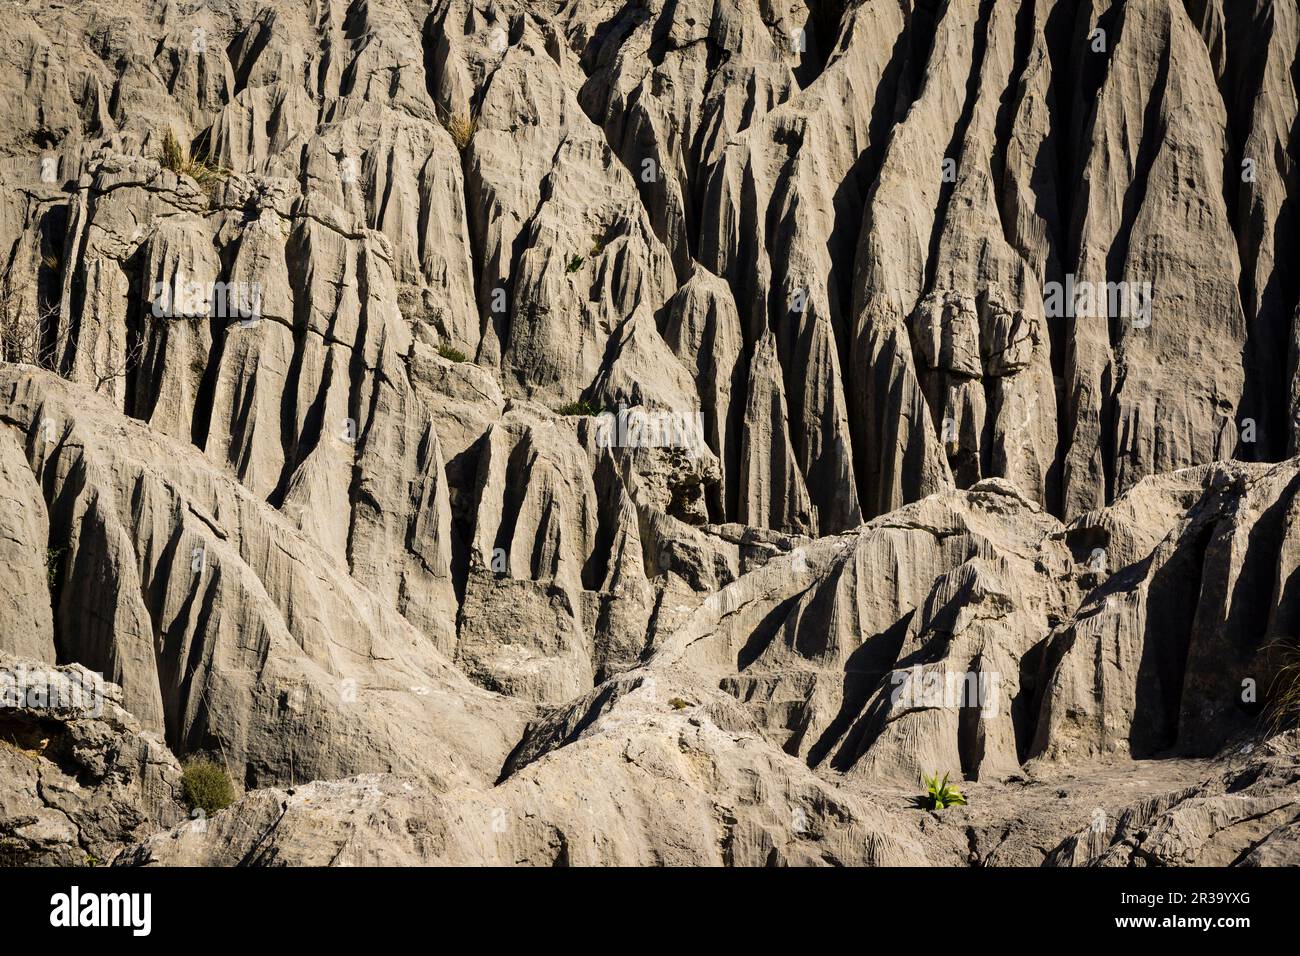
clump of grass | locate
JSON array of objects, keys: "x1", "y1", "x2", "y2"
[
  {"x1": 565, "y1": 254, "x2": 585, "y2": 274},
  {"x1": 180, "y1": 757, "x2": 235, "y2": 816},
  {"x1": 667, "y1": 697, "x2": 690, "y2": 711},
  {"x1": 438, "y1": 343, "x2": 468, "y2": 363},
  {"x1": 158, "y1": 129, "x2": 229, "y2": 192},
  {"x1": 918, "y1": 772, "x2": 966, "y2": 811},
  {"x1": 45, "y1": 547, "x2": 64, "y2": 590},
  {"x1": 1264, "y1": 639, "x2": 1300, "y2": 733},
  {"x1": 444, "y1": 112, "x2": 477, "y2": 151},
  {"x1": 556, "y1": 399, "x2": 601, "y2": 417}
]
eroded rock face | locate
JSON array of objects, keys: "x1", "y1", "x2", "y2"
[
  {"x1": 121, "y1": 669, "x2": 931, "y2": 867},
  {"x1": 0, "y1": 0, "x2": 1298, "y2": 867},
  {"x1": 647, "y1": 460, "x2": 1300, "y2": 786},
  {"x1": 1031, "y1": 461, "x2": 1300, "y2": 764},
  {"x1": 5, "y1": 0, "x2": 1294, "y2": 532},
  {"x1": 1046, "y1": 731, "x2": 1300, "y2": 866},
  {"x1": 0, "y1": 366, "x2": 531, "y2": 791},
  {"x1": 0, "y1": 657, "x2": 184, "y2": 866}
]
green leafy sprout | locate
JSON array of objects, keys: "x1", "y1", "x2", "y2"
[{"x1": 920, "y1": 772, "x2": 967, "y2": 811}]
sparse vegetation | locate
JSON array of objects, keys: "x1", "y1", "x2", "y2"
[
  {"x1": 668, "y1": 697, "x2": 690, "y2": 711},
  {"x1": 159, "y1": 129, "x2": 229, "y2": 193},
  {"x1": 45, "y1": 547, "x2": 64, "y2": 590},
  {"x1": 556, "y1": 399, "x2": 602, "y2": 417},
  {"x1": 565, "y1": 254, "x2": 585, "y2": 274},
  {"x1": 180, "y1": 757, "x2": 235, "y2": 816},
  {"x1": 444, "y1": 112, "x2": 477, "y2": 151},
  {"x1": 1265, "y1": 639, "x2": 1300, "y2": 733},
  {"x1": 0, "y1": 296, "x2": 56, "y2": 368},
  {"x1": 438, "y1": 343, "x2": 468, "y2": 363},
  {"x1": 5, "y1": 252, "x2": 142, "y2": 391},
  {"x1": 0, "y1": 713, "x2": 51, "y2": 759},
  {"x1": 85, "y1": 333, "x2": 144, "y2": 394},
  {"x1": 918, "y1": 772, "x2": 967, "y2": 811}
]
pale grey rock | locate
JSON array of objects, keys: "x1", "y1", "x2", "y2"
[
  {"x1": 121, "y1": 669, "x2": 931, "y2": 867},
  {"x1": 1031, "y1": 461, "x2": 1300, "y2": 763},
  {"x1": 0, "y1": 656, "x2": 185, "y2": 866},
  {"x1": 0, "y1": 429, "x2": 55, "y2": 663},
  {"x1": 0, "y1": 366, "x2": 531, "y2": 790},
  {"x1": 1046, "y1": 731, "x2": 1300, "y2": 866},
  {"x1": 0, "y1": 0, "x2": 1298, "y2": 869}
]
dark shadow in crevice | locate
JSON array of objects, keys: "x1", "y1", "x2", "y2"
[{"x1": 806, "y1": 609, "x2": 913, "y2": 768}]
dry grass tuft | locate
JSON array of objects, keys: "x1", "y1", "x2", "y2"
[
  {"x1": 1265, "y1": 639, "x2": 1300, "y2": 733},
  {"x1": 444, "y1": 112, "x2": 477, "y2": 151},
  {"x1": 159, "y1": 129, "x2": 229, "y2": 192}
]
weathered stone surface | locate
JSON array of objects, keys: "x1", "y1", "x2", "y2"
[
  {"x1": 1046, "y1": 731, "x2": 1300, "y2": 866},
  {"x1": 0, "y1": 657, "x2": 185, "y2": 866},
  {"x1": 0, "y1": 366, "x2": 530, "y2": 790},
  {"x1": 1031, "y1": 461, "x2": 1300, "y2": 764},
  {"x1": 0, "y1": 429, "x2": 55, "y2": 663},
  {"x1": 655, "y1": 479, "x2": 1078, "y2": 784},
  {"x1": 1, "y1": 0, "x2": 1299, "y2": 869},
  {"x1": 122, "y1": 669, "x2": 931, "y2": 867}
]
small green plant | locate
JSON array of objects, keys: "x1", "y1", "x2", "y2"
[
  {"x1": 565, "y1": 254, "x2": 585, "y2": 274},
  {"x1": 556, "y1": 399, "x2": 601, "y2": 417},
  {"x1": 180, "y1": 757, "x2": 235, "y2": 816},
  {"x1": 159, "y1": 129, "x2": 229, "y2": 192},
  {"x1": 919, "y1": 772, "x2": 966, "y2": 811},
  {"x1": 438, "y1": 343, "x2": 468, "y2": 363},
  {"x1": 45, "y1": 547, "x2": 64, "y2": 589},
  {"x1": 667, "y1": 697, "x2": 690, "y2": 711}
]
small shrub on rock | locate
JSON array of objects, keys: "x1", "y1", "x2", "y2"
[
  {"x1": 181, "y1": 758, "x2": 234, "y2": 816},
  {"x1": 438, "y1": 343, "x2": 468, "y2": 363}
]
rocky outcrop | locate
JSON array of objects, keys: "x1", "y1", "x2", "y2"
[
  {"x1": 5, "y1": 0, "x2": 1294, "y2": 537},
  {"x1": 640, "y1": 458, "x2": 1300, "y2": 792},
  {"x1": 1046, "y1": 731, "x2": 1300, "y2": 866},
  {"x1": 121, "y1": 669, "x2": 930, "y2": 866},
  {"x1": 0, "y1": 366, "x2": 530, "y2": 790},
  {"x1": 652, "y1": 478, "x2": 1076, "y2": 783},
  {"x1": 1032, "y1": 461, "x2": 1300, "y2": 763},
  {"x1": 1, "y1": 0, "x2": 1299, "y2": 868},
  {"x1": 0, "y1": 657, "x2": 184, "y2": 866},
  {"x1": 0, "y1": 429, "x2": 55, "y2": 663}
]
